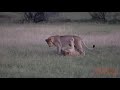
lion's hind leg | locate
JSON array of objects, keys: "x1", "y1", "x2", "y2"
[{"x1": 75, "y1": 41, "x2": 85, "y2": 56}]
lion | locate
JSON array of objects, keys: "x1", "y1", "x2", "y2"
[
  {"x1": 45, "y1": 35, "x2": 95, "y2": 55},
  {"x1": 61, "y1": 38, "x2": 80, "y2": 56}
]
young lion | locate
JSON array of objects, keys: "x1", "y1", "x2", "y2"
[{"x1": 61, "y1": 38, "x2": 80, "y2": 56}]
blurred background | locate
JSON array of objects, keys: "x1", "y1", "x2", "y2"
[{"x1": 0, "y1": 12, "x2": 120, "y2": 24}]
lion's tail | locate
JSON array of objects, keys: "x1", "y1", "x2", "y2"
[{"x1": 81, "y1": 40, "x2": 94, "y2": 50}]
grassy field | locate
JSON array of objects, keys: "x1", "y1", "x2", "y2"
[{"x1": 0, "y1": 23, "x2": 120, "y2": 78}]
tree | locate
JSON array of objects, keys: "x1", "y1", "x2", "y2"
[
  {"x1": 110, "y1": 12, "x2": 120, "y2": 20},
  {"x1": 89, "y1": 12, "x2": 107, "y2": 22},
  {"x1": 24, "y1": 12, "x2": 47, "y2": 23}
]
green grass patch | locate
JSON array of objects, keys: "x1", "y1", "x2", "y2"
[{"x1": 0, "y1": 45, "x2": 120, "y2": 78}]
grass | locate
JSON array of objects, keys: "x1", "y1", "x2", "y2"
[
  {"x1": 0, "y1": 45, "x2": 120, "y2": 78},
  {"x1": 0, "y1": 23, "x2": 120, "y2": 78}
]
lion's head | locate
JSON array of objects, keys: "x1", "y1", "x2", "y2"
[
  {"x1": 61, "y1": 49, "x2": 70, "y2": 56},
  {"x1": 45, "y1": 37, "x2": 54, "y2": 47},
  {"x1": 64, "y1": 51, "x2": 70, "y2": 56}
]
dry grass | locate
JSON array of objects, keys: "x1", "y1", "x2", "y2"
[{"x1": 0, "y1": 23, "x2": 120, "y2": 47}]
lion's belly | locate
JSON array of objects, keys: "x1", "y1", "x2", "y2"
[
  {"x1": 60, "y1": 37, "x2": 71, "y2": 47},
  {"x1": 61, "y1": 41, "x2": 70, "y2": 47}
]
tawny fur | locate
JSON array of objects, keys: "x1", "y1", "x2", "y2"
[
  {"x1": 45, "y1": 35, "x2": 95, "y2": 55},
  {"x1": 61, "y1": 38, "x2": 80, "y2": 56}
]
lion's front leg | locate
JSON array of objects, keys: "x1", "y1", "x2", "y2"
[{"x1": 57, "y1": 46, "x2": 62, "y2": 55}]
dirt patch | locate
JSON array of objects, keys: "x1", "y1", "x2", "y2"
[{"x1": 93, "y1": 67, "x2": 118, "y2": 77}]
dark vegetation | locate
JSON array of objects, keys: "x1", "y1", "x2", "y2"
[{"x1": 1, "y1": 12, "x2": 120, "y2": 24}]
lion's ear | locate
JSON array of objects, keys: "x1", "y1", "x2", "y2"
[
  {"x1": 69, "y1": 44, "x2": 71, "y2": 46},
  {"x1": 66, "y1": 52, "x2": 70, "y2": 54},
  {"x1": 64, "y1": 51, "x2": 69, "y2": 56}
]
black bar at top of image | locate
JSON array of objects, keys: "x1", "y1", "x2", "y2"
[{"x1": 0, "y1": 0, "x2": 120, "y2": 12}]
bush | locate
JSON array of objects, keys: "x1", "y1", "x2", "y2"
[{"x1": 23, "y1": 12, "x2": 47, "y2": 23}]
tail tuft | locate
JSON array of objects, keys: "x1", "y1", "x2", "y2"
[{"x1": 93, "y1": 45, "x2": 95, "y2": 48}]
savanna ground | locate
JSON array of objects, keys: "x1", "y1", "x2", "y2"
[{"x1": 0, "y1": 23, "x2": 120, "y2": 78}]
